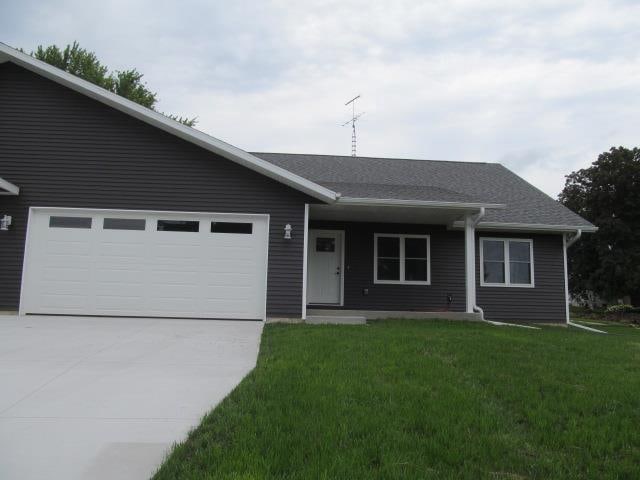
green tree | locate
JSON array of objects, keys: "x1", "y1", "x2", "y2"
[
  {"x1": 559, "y1": 146, "x2": 640, "y2": 305},
  {"x1": 30, "y1": 42, "x2": 196, "y2": 126}
]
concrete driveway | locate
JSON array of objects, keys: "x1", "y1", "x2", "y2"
[{"x1": 0, "y1": 315, "x2": 263, "y2": 480}]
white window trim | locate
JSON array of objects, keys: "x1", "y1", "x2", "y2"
[
  {"x1": 480, "y1": 237, "x2": 535, "y2": 288},
  {"x1": 373, "y1": 233, "x2": 431, "y2": 285}
]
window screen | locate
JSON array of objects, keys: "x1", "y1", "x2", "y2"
[
  {"x1": 404, "y1": 238, "x2": 428, "y2": 281},
  {"x1": 509, "y1": 241, "x2": 532, "y2": 284},
  {"x1": 481, "y1": 238, "x2": 533, "y2": 286},
  {"x1": 482, "y1": 240, "x2": 505, "y2": 283},
  {"x1": 376, "y1": 236, "x2": 400, "y2": 281},
  {"x1": 375, "y1": 235, "x2": 429, "y2": 283}
]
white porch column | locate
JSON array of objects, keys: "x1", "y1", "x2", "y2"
[
  {"x1": 464, "y1": 208, "x2": 485, "y2": 314},
  {"x1": 464, "y1": 214, "x2": 476, "y2": 313}
]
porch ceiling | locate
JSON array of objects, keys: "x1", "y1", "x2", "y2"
[{"x1": 309, "y1": 203, "x2": 477, "y2": 225}]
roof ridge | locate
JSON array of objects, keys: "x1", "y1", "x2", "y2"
[{"x1": 251, "y1": 151, "x2": 497, "y2": 166}]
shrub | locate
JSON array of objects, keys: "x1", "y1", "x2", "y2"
[{"x1": 605, "y1": 304, "x2": 636, "y2": 314}]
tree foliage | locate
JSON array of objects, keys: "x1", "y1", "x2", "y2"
[
  {"x1": 30, "y1": 42, "x2": 196, "y2": 126},
  {"x1": 559, "y1": 146, "x2": 640, "y2": 305}
]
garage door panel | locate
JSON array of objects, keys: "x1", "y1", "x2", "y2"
[
  {"x1": 150, "y1": 271, "x2": 199, "y2": 284},
  {"x1": 95, "y1": 296, "x2": 146, "y2": 312},
  {"x1": 41, "y1": 266, "x2": 91, "y2": 281},
  {"x1": 97, "y1": 242, "x2": 148, "y2": 257},
  {"x1": 40, "y1": 294, "x2": 89, "y2": 310},
  {"x1": 45, "y1": 242, "x2": 92, "y2": 256},
  {"x1": 21, "y1": 209, "x2": 269, "y2": 320}
]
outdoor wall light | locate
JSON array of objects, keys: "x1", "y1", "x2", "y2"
[
  {"x1": 284, "y1": 224, "x2": 292, "y2": 240},
  {"x1": 0, "y1": 215, "x2": 12, "y2": 231}
]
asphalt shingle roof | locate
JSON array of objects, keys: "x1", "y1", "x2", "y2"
[{"x1": 252, "y1": 152, "x2": 594, "y2": 228}]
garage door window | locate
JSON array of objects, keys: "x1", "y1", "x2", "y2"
[
  {"x1": 103, "y1": 218, "x2": 146, "y2": 231},
  {"x1": 157, "y1": 220, "x2": 200, "y2": 232},
  {"x1": 211, "y1": 222, "x2": 253, "y2": 234},
  {"x1": 49, "y1": 216, "x2": 92, "y2": 229}
]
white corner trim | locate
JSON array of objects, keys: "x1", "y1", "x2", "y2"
[
  {"x1": 0, "y1": 43, "x2": 336, "y2": 203},
  {"x1": 564, "y1": 229, "x2": 585, "y2": 327},
  {"x1": 373, "y1": 233, "x2": 431, "y2": 285},
  {"x1": 563, "y1": 233, "x2": 569, "y2": 324},
  {"x1": 18, "y1": 207, "x2": 34, "y2": 316},
  {"x1": 339, "y1": 197, "x2": 505, "y2": 210},
  {"x1": 262, "y1": 214, "x2": 271, "y2": 322},
  {"x1": 0, "y1": 177, "x2": 19, "y2": 195},
  {"x1": 479, "y1": 237, "x2": 535, "y2": 288},
  {"x1": 301, "y1": 204, "x2": 309, "y2": 320}
]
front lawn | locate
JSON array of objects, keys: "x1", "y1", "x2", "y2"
[{"x1": 154, "y1": 320, "x2": 640, "y2": 479}]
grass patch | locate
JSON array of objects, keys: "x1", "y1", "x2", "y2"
[{"x1": 154, "y1": 320, "x2": 640, "y2": 479}]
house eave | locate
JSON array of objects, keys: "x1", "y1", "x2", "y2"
[
  {"x1": 449, "y1": 220, "x2": 598, "y2": 233},
  {"x1": 336, "y1": 197, "x2": 505, "y2": 210},
  {"x1": 0, "y1": 43, "x2": 337, "y2": 203}
]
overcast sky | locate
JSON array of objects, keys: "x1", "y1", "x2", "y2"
[{"x1": 3, "y1": 0, "x2": 639, "y2": 197}]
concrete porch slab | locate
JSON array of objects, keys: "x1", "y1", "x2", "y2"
[
  {"x1": 305, "y1": 315, "x2": 366, "y2": 325},
  {"x1": 307, "y1": 309, "x2": 482, "y2": 321}
]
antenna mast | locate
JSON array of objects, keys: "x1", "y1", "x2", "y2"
[{"x1": 343, "y1": 95, "x2": 364, "y2": 157}]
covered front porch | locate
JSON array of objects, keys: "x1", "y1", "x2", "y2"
[{"x1": 302, "y1": 199, "x2": 496, "y2": 321}]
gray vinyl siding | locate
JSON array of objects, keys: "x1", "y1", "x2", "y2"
[
  {"x1": 0, "y1": 62, "x2": 312, "y2": 317},
  {"x1": 476, "y1": 233, "x2": 566, "y2": 323},
  {"x1": 310, "y1": 221, "x2": 566, "y2": 322},
  {"x1": 309, "y1": 221, "x2": 467, "y2": 312}
]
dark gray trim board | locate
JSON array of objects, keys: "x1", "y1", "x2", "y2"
[
  {"x1": 0, "y1": 62, "x2": 315, "y2": 316},
  {"x1": 310, "y1": 221, "x2": 566, "y2": 322}
]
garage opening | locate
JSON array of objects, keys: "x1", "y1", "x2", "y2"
[{"x1": 20, "y1": 208, "x2": 269, "y2": 320}]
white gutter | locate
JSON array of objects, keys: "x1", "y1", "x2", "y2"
[
  {"x1": 338, "y1": 197, "x2": 505, "y2": 210},
  {"x1": 563, "y1": 229, "x2": 606, "y2": 334},
  {"x1": 450, "y1": 220, "x2": 598, "y2": 233}
]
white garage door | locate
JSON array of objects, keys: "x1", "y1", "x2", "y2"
[{"x1": 20, "y1": 208, "x2": 269, "y2": 320}]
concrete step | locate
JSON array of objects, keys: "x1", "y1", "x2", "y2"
[{"x1": 305, "y1": 315, "x2": 366, "y2": 325}]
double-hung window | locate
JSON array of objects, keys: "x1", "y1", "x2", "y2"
[
  {"x1": 480, "y1": 238, "x2": 534, "y2": 287},
  {"x1": 374, "y1": 234, "x2": 430, "y2": 284}
]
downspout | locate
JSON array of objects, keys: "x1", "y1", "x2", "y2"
[
  {"x1": 465, "y1": 207, "x2": 484, "y2": 316},
  {"x1": 564, "y1": 229, "x2": 606, "y2": 334},
  {"x1": 471, "y1": 209, "x2": 540, "y2": 330}
]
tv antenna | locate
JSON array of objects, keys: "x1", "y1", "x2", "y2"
[{"x1": 342, "y1": 95, "x2": 365, "y2": 157}]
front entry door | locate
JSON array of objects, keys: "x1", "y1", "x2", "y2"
[{"x1": 307, "y1": 230, "x2": 343, "y2": 304}]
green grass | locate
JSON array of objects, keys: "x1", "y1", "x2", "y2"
[{"x1": 154, "y1": 320, "x2": 640, "y2": 479}]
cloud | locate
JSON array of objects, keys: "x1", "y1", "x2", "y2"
[{"x1": 2, "y1": 0, "x2": 639, "y2": 197}]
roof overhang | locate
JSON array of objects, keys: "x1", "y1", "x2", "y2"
[
  {"x1": 310, "y1": 198, "x2": 503, "y2": 225},
  {"x1": 449, "y1": 220, "x2": 598, "y2": 233},
  {"x1": 336, "y1": 196, "x2": 505, "y2": 210},
  {"x1": 0, "y1": 177, "x2": 19, "y2": 195},
  {"x1": 0, "y1": 43, "x2": 337, "y2": 203}
]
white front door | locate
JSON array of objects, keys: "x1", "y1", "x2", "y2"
[{"x1": 307, "y1": 230, "x2": 343, "y2": 305}]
